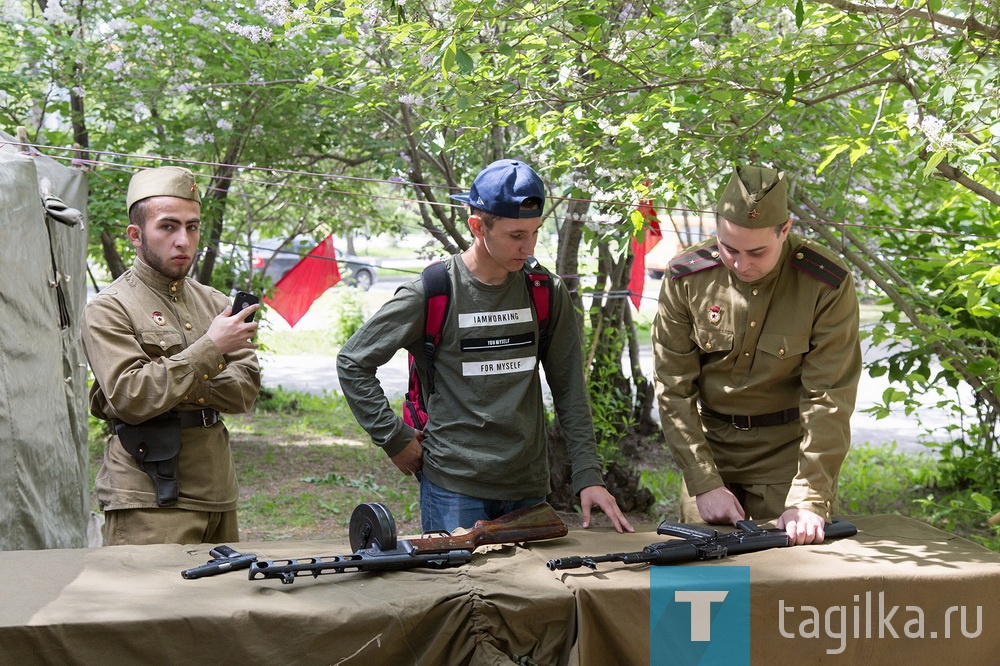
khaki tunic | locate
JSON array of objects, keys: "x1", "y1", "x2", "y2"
[
  {"x1": 652, "y1": 233, "x2": 861, "y2": 519},
  {"x1": 82, "y1": 260, "x2": 260, "y2": 512}
]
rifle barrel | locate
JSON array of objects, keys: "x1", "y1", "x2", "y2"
[
  {"x1": 249, "y1": 548, "x2": 473, "y2": 584},
  {"x1": 181, "y1": 554, "x2": 257, "y2": 579}
]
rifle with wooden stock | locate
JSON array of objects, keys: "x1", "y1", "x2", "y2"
[
  {"x1": 546, "y1": 518, "x2": 858, "y2": 571},
  {"x1": 249, "y1": 501, "x2": 568, "y2": 584}
]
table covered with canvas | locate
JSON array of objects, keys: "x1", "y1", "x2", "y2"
[{"x1": 1, "y1": 514, "x2": 996, "y2": 665}]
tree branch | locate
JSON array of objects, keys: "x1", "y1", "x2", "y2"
[
  {"x1": 790, "y1": 197, "x2": 1000, "y2": 414},
  {"x1": 812, "y1": 0, "x2": 1000, "y2": 41}
]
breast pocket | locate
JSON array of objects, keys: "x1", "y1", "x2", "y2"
[
  {"x1": 692, "y1": 327, "x2": 734, "y2": 355},
  {"x1": 138, "y1": 330, "x2": 184, "y2": 357},
  {"x1": 757, "y1": 333, "x2": 809, "y2": 361}
]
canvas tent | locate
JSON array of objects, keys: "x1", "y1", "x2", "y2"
[{"x1": 0, "y1": 130, "x2": 90, "y2": 550}]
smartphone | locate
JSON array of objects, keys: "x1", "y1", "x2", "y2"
[{"x1": 233, "y1": 291, "x2": 259, "y2": 323}]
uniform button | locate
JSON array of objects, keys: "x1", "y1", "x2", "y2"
[
  {"x1": 159, "y1": 340, "x2": 167, "y2": 348},
  {"x1": 197, "y1": 398, "x2": 206, "y2": 404},
  {"x1": 779, "y1": 348, "x2": 785, "y2": 356},
  {"x1": 172, "y1": 297, "x2": 178, "y2": 302},
  {"x1": 796, "y1": 252, "x2": 804, "y2": 260},
  {"x1": 705, "y1": 343, "x2": 713, "y2": 350},
  {"x1": 752, "y1": 289, "x2": 759, "y2": 296},
  {"x1": 750, "y1": 321, "x2": 757, "y2": 327},
  {"x1": 185, "y1": 323, "x2": 192, "y2": 330},
  {"x1": 711, "y1": 251, "x2": 720, "y2": 259},
  {"x1": 744, "y1": 352, "x2": 750, "y2": 356},
  {"x1": 170, "y1": 284, "x2": 178, "y2": 292},
  {"x1": 202, "y1": 374, "x2": 209, "y2": 380},
  {"x1": 182, "y1": 395, "x2": 189, "y2": 401},
  {"x1": 218, "y1": 363, "x2": 225, "y2": 370}
]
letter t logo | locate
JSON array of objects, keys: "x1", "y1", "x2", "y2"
[
  {"x1": 674, "y1": 590, "x2": 729, "y2": 641},
  {"x1": 651, "y1": 567, "x2": 750, "y2": 665}
]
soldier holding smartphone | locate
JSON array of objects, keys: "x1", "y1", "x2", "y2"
[{"x1": 82, "y1": 166, "x2": 261, "y2": 546}]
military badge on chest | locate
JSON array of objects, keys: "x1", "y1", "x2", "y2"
[
  {"x1": 708, "y1": 305, "x2": 723, "y2": 325},
  {"x1": 152, "y1": 311, "x2": 166, "y2": 326}
]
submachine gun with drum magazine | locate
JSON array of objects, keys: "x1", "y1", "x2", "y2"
[
  {"x1": 546, "y1": 518, "x2": 858, "y2": 571},
  {"x1": 249, "y1": 501, "x2": 568, "y2": 584}
]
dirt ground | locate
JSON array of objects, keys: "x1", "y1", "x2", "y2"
[{"x1": 229, "y1": 421, "x2": 673, "y2": 542}]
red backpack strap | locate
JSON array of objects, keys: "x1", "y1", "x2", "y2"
[
  {"x1": 420, "y1": 261, "x2": 451, "y2": 394},
  {"x1": 522, "y1": 257, "x2": 551, "y2": 354}
]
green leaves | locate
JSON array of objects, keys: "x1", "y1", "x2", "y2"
[{"x1": 782, "y1": 70, "x2": 795, "y2": 103}]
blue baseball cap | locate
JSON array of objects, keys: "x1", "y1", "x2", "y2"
[{"x1": 451, "y1": 159, "x2": 545, "y2": 219}]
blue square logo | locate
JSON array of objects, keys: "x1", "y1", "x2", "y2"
[{"x1": 650, "y1": 566, "x2": 750, "y2": 665}]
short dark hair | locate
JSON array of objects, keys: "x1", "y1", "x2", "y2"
[
  {"x1": 471, "y1": 198, "x2": 542, "y2": 230},
  {"x1": 128, "y1": 199, "x2": 151, "y2": 228}
]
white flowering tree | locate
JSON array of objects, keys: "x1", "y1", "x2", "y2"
[
  {"x1": 4, "y1": 0, "x2": 998, "y2": 499},
  {"x1": 1, "y1": 0, "x2": 412, "y2": 286},
  {"x1": 257, "y1": 0, "x2": 999, "y2": 498}
]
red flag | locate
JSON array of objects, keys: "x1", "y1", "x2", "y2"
[
  {"x1": 628, "y1": 199, "x2": 662, "y2": 309},
  {"x1": 264, "y1": 234, "x2": 342, "y2": 327}
]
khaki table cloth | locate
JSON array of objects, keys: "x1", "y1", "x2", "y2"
[
  {"x1": 526, "y1": 514, "x2": 1000, "y2": 665},
  {"x1": 1, "y1": 515, "x2": 997, "y2": 665},
  {"x1": 0, "y1": 539, "x2": 574, "y2": 665}
]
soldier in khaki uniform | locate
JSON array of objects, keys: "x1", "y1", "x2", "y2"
[
  {"x1": 652, "y1": 165, "x2": 861, "y2": 545},
  {"x1": 82, "y1": 166, "x2": 261, "y2": 545}
]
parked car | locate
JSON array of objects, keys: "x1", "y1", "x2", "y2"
[{"x1": 250, "y1": 237, "x2": 378, "y2": 290}]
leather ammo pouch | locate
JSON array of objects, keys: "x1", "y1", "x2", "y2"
[{"x1": 114, "y1": 414, "x2": 182, "y2": 507}]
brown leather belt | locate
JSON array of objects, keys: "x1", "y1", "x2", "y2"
[
  {"x1": 113, "y1": 409, "x2": 220, "y2": 430},
  {"x1": 699, "y1": 404, "x2": 799, "y2": 430},
  {"x1": 175, "y1": 409, "x2": 221, "y2": 428}
]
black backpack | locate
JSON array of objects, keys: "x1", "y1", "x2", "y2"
[{"x1": 402, "y1": 258, "x2": 552, "y2": 429}]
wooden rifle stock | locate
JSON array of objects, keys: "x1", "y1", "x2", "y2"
[{"x1": 409, "y1": 502, "x2": 568, "y2": 554}]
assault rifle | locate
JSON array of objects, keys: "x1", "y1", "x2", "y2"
[
  {"x1": 250, "y1": 501, "x2": 568, "y2": 584},
  {"x1": 181, "y1": 545, "x2": 258, "y2": 579},
  {"x1": 546, "y1": 518, "x2": 857, "y2": 571}
]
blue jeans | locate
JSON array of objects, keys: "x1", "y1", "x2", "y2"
[{"x1": 418, "y1": 474, "x2": 545, "y2": 533}]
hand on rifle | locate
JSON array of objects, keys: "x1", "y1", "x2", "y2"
[
  {"x1": 390, "y1": 434, "x2": 424, "y2": 476},
  {"x1": 777, "y1": 508, "x2": 826, "y2": 545},
  {"x1": 580, "y1": 485, "x2": 634, "y2": 533},
  {"x1": 695, "y1": 486, "x2": 746, "y2": 525}
]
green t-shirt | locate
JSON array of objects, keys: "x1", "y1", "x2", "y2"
[{"x1": 337, "y1": 255, "x2": 603, "y2": 500}]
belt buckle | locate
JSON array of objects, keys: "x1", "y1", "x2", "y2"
[
  {"x1": 201, "y1": 410, "x2": 215, "y2": 428},
  {"x1": 733, "y1": 415, "x2": 752, "y2": 431}
]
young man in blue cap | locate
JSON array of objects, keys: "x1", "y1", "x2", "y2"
[{"x1": 338, "y1": 159, "x2": 633, "y2": 533}]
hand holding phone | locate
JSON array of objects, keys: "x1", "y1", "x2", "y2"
[{"x1": 233, "y1": 291, "x2": 260, "y2": 323}]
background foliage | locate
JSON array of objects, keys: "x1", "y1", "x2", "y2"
[{"x1": 5, "y1": 0, "x2": 998, "y2": 524}]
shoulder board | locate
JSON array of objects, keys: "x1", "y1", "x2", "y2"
[
  {"x1": 789, "y1": 244, "x2": 848, "y2": 288},
  {"x1": 669, "y1": 245, "x2": 723, "y2": 279}
]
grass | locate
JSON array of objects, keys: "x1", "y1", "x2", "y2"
[{"x1": 227, "y1": 387, "x2": 422, "y2": 540}]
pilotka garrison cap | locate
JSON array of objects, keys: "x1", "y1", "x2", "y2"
[
  {"x1": 716, "y1": 165, "x2": 788, "y2": 229},
  {"x1": 126, "y1": 166, "x2": 202, "y2": 212},
  {"x1": 451, "y1": 159, "x2": 545, "y2": 219}
]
